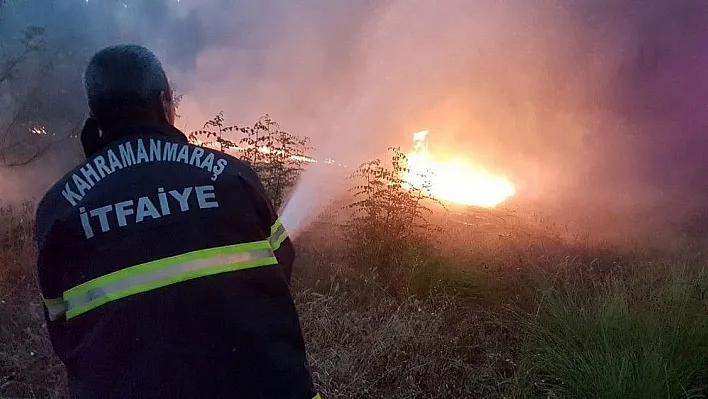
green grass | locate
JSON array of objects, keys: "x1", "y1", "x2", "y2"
[{"x1": 510, "y1": 261, "x2": 708, "y2": 398}]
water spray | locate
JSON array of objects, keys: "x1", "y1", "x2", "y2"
[{"x1": 280, "y1": 152, "x2": 350, "y2": 239}]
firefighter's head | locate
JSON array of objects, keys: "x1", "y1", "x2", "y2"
[{"x1": 83, "y1": 44, "x2": 176, "y2": 129}]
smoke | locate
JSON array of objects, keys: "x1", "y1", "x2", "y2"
[{"x1": 3, "y1": 0, "x2": 708, "y2": 240}]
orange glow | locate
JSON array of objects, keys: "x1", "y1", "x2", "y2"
[{"x1": 404, "y1": 130, "x2": 515, "y2": 207}]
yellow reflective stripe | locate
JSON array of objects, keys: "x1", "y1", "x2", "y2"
[
  {"x1": 313, "y1": 394, "x2": 323, "y2": 399},
  {"x1": 270, "y1": 218, "x2": 282, "y2": 235},
  {"x1": 43, "y1": 297, "x2": 68, "y2": 321},
  {"x1": 269, "y1": 218, "x2": 288, "y2": 251},
  {"x1": 64, "y1": 241, "x2": 271, "y2": 300},
  {"x1": 50, "y1": 241, "x2": 276, "y2": 320},
  {"x1": 66, "y1": 251, "x2": 276, "y2": 319}
]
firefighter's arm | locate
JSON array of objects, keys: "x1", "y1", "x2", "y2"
[
  {"x1": 34, "y1": 205, "x2": 68, "y2": 325},
  {"x1": 37, "y1": 239, "x2": 67, "y2": 324},
  {"x1": 269, "y1": 217, "x2": 295, "y2": 283},
  {"x1": 238, "y1": 167, "x2": 295, "y2": 284}
]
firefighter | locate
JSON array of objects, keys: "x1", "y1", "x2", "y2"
[{"x1": 35, "y1": 44, "x2": 319, "y2": 399}]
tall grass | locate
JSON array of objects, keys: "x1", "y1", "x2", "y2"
[
  {"x1": 0, "y1": 203, "x2": 67, "y2": 398},
  {"x1": 292, "y1": 248, "x2": 517, "y2": 398},
  {"x1": 511, "y1": 259, "x2": 708, "y2": 398}
]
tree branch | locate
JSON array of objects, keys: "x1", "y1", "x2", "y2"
[{"x1": 4, "y1": 116, "x2": 82, "y2": 168}]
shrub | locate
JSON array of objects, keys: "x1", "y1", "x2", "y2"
[
  {"x1": 189, "y1": 112, "x2": 311, "y2": 209},
  {"x1": 344, "y1": 147, "x2": 443, "y2": 295}
]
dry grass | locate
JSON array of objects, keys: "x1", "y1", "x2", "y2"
[
  {"x1": 292, "y1": 248, "x2": 517, "y2": 398},
  {"x1": 1, "y1": 203, "x2": 707, "y2": 398},
  {"x1": 0, "y1": 203, "x2": 67, "y2": 398}
]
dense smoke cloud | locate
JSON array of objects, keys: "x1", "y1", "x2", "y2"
[{"x1": 2, "y1": 0, "x2": 708, "y2": 239}]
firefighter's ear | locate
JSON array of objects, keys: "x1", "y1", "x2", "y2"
[
  {"x1": 160, "y1": 90, "x2": 176, "y2": 126},
  {"x1": 80, "y1": 117, "x2": 102, "y2": 158}
]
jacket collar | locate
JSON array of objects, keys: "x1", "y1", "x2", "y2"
[
  {"x1": 83, "y1": 122, "x2": 189, "y2": 158},
  {"x1": 101, "y1": 123, "x2": 189, "y2": 144}
]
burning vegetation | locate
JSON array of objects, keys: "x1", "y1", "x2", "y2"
[
  {"x1": 404, "y1": 130, "x2": 516, "y2": 208},
  {"x1": 29, "y1": 126, "x2": 48, "y2": 136},
  {"x1": 2, "y1": 111, "x2": 708, "y2": 399}
]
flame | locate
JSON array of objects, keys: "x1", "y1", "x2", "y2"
[
  {"x1": 30, "y1": 126, "x2": 48, "y2": 136},
  {"x1": 404, "y1": 130, "x2": 515, "y2": 207},
  {"x1": 198, "y1": 140, "x2": 318, "y2": 164}
]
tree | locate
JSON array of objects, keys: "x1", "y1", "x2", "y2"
[
  {"x1": 0, "y1": 24, "x2": 83, "y2": 168},
  {"x1": 190, "y1": 113, "x2": 312, "y2": 209}
]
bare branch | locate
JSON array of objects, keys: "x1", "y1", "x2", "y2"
[
  {"x1": 1, "y1": 45, "x2": 66, "y2": 165},
  {"x1": 0, "y1": 26, "x2": 45, "y2": 84},
  {"x1": 3, "y1": 116, "x2": 82, "y2": 168}
]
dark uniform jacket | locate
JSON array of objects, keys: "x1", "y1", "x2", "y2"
[{"x1": 34, "y1": 124, "x2": 317, "y2": 398}]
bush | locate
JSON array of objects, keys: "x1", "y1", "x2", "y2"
[
  {"x1": 344, "y1": 148, "x2": 444, "y2": 296},
  {"x1": 189, "y1": 113, "x2": 311, "y2": 210}
]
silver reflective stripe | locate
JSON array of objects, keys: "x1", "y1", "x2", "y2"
[
  {"x1": 66, "y1": 248, "x2": 275, "y2": 312},
  {"x1": 44, "y1": 299, "x2": 68, "y2": 321},
  {"x1": 269, "y1": 221, "x2": 288, "y2": 250},
  {"x1": 270, "y1": 218, "x2": 283, "y2": 235}
]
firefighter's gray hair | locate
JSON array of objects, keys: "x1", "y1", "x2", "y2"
[{"x1": 83, "y1": 44, "x2": 170, "y2": 119}]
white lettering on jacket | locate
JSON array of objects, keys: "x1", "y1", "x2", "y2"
[
  {"x1": 62, "y1": 139, "x2": 228, "y2": 206},
  {"x1": 79, "y1": 185, "x2": 219, "y2": 239}
]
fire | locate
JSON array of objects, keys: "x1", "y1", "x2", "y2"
[
  {"x1": 404, "y1": 130, "x2": 515, "y2": 207},
  {"x1": 30, "y1": 126, "x2": 48, "y2": 136},
  {"x1": 198, "y1": 140, "x2": 319, "y2": 164}
]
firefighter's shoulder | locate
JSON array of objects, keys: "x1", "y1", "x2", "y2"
[
  {"x1": 208, "y1": 149, "x2": 255, "y2": 175},
  {"x1": 205, "y1": 148, "x2": 263, "y2": 188},
  {"x1": 35, "y1": 160, "x2": 86, "y2": 247}
]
